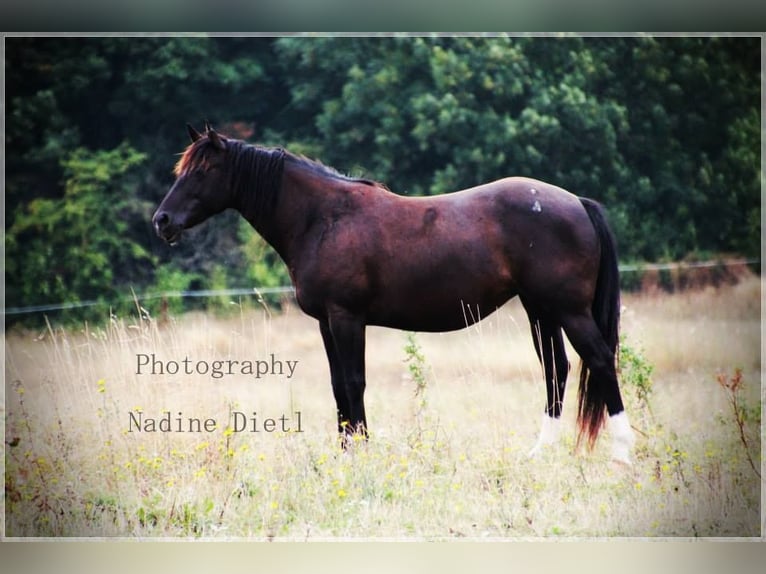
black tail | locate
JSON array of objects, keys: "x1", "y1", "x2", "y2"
[{"x1": 577, "y1": 197, "x2": 621, "y2": 448}]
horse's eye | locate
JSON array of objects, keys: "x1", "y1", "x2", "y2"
[{"x1": 194, "y1": 165, "x2": 219, "y2": 179}]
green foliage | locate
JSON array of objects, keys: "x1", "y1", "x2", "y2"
[
  {"x1": 6, "y1": 37, "x2": 760, "y2": 325},
  {"x1": 207, "y1": 264, "x2": 233, "y2": 316},
  {"x1": 148, "y1": 266, "x2": 201, "y2": 317},
  {"x1": 7, "y1": 142, "x2": 152, "y2": 323},
  {"x1": 238, "y1": 220, "x2": 291, "y2": 288},
  {"x1": 403, "y1": 332, "x2": 430, "y2": 403},
  {"x1": 618, "y1": 335, "x2": 655, "y2": 419},
  {"x1": 403, "y1": 331, "x2": 433, "y2": 445},
  {"x1": 238, "y1": 219, "x2": 292, "y2": 309}
]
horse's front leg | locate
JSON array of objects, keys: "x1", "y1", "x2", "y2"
[
  {"x1": 324, "y1": 310, "x2": 368, "y2": 443},
  {"x1": 319, "y1": 319, "x2": 351, "y2": 436}
]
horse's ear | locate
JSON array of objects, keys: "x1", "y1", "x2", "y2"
[
  {"x1": 187, "y1": 123, "x2": 202, "y2": 142},
  {"x1": 207, "y1": 128, "x2": 226, "y2": 151}
]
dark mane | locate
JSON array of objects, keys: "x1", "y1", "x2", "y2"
[
  {"x1": 284, "y1": 151, "x2": 385, "y2": 189},
  {"x1": 229, "y1": 141, "x2": 285, "y2": 225},
  {"x1": 176, "y1": 138, "x2": 385, "y2": 193}
]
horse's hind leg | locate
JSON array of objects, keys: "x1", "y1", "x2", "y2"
[
  {"x1": 560, "y1": 311, "x2": 634, "y2": 464},
  {"x1": 523, "y1": 303, "x2": 570, "y2": 457},
  {"x1": 544, "y1": 325, "x2": 569, "y2": 419}
]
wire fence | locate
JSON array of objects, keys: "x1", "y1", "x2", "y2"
[
  {"x1": 617, "y1": 258, "x2": 759, "y2": 272},
  {"x1": 3, "y1": 258, "x2": 759, "y2": 316},
  {"x1": 3, "y1": 286, "x2": 295, "y2": 316}
]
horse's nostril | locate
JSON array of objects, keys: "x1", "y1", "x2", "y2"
[{"x1": 154, "y1": 211, "x2": 169, "y2": 228}]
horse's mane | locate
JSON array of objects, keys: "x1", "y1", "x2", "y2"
[
  {"x1": 284, "y1": 150, "x2": 386, "y2": 189},
  {"x1": 173, "y1": 136, "x2": 388, "y2": 225},
  {"x1": 176, "y1": 137, "x2": 386, "y2": 189}
]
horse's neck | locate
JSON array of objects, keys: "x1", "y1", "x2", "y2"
[
  {"x1": 239, "y1": 162, "x2": 320, "y2": 266},
  {"x1": 230, "y1": 146, "x2": 285, "y2": 252}
]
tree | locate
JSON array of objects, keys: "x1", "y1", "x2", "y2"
[
  {"x1": 5, "y1": 37, "x2": 280, "y2": 322},
  {"x1": 6, "y1": 143, "x2": 151, "y2": 314},
  {"x1": 272, "y1": 36, "x2": 760, "y2": 261}
]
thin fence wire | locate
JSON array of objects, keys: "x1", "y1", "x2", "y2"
[
  {"x1": 3, "y1": 258, "x2": 759, "y2": 316},
  {"x1": 3, "y1": 287, "x2": 295, "y2": 316},
  {"x1": 617, "y1": 258, "x2": 759, "y2": 272}
]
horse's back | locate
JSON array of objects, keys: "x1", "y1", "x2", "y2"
[{"x1": 450, "y1": 176, "x2": 583, "y2": 210}]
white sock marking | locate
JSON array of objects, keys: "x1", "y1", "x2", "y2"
[
  {"x1": 610, "y1": 411, "x2": 635, "y2": 465},
  {"x1": 528, "y1": 414, "x2": 562, "y2": 457}
]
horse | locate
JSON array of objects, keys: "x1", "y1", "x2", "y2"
[{"x1": 152, "y1": 124, "x2": 635, "y2": 464}]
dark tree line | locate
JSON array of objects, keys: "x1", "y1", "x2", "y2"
[{"x1": 5, "y1": 36, "x2": 760, "y2": 323}]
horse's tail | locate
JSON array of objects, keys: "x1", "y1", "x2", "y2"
[{"x1": 576, "y1": 197, "x2": 621, "y2": 449}]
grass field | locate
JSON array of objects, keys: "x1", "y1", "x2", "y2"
[{"x1": 4, "y1": 278, "x2": 762, "y2": 538}]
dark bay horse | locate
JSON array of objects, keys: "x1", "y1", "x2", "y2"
[{"x1": 153, "y1": 125, "x2": 635, "y2": 464}]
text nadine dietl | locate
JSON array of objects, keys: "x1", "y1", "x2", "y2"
[{"x1": 127, "y1": 410, "x2": 304, "y2": 434}]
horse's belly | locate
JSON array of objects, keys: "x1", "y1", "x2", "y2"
[{"x1": 366, "y1": 288, "x2": 516, "y2": 332}]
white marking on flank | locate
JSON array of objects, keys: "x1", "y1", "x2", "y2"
[{"x1": 532, "y1": 200, "x2": 542, "y2": 213}]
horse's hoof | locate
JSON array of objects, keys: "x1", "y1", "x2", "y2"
[{"x1": 611, "y1": 455, "x2": 633, "y2": 468}]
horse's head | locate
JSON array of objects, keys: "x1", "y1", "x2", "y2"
[{"x1": 152, "y1": 124, "x2": 233, "y2": 245}]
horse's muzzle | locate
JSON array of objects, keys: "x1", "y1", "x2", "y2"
[{"x1": 152, "y1": 210, "x2": 182, "y2": 245}]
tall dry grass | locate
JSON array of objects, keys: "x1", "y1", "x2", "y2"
[{"x1": 4, "y1": 278, "x2": 762, "y2": 538}]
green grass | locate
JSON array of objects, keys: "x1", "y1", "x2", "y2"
[{"x1": 4, "y1": 279, "x2": 762, "y2": 538}]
